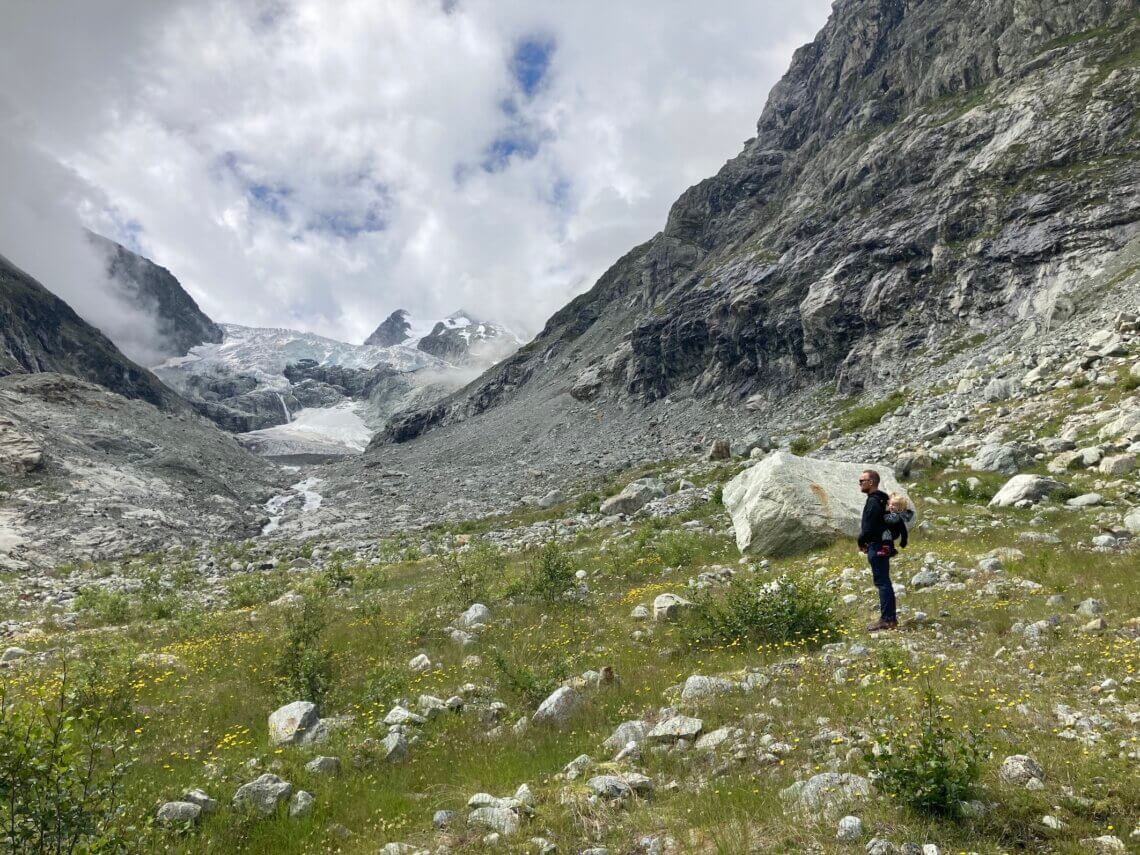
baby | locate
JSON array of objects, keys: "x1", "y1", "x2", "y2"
[{"x1": 881, "y1": 493, "x2": 915, "y2": 556}]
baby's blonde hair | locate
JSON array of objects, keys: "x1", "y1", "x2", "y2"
[{"x1": 888, "y1": 493, "x2": 909, "y2": 512}]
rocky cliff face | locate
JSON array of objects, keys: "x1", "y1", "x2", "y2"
[
  {"x1": 88, "y1": 232, "x2": 223, "y2": 359},
  {"x1": 0, "y1": 253, "x2": 180, "y2": 410},
  {"x1": 382, "y1": 0, "x2": 1138, "y2": 444},
  {"x1": 365, "y1": 309, "x2": 413, "y2": 347}
]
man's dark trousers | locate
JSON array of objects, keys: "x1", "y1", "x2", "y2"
[{"x1": 867, "y1": 544, "x2": 896, "y2": 623}]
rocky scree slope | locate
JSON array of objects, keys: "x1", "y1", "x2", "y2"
[
  {"x1": 0, "y1": 372, "x2": 275, "y2": 572},
  {"x1": 0, "y1": 253, "x2": 180, "y2": 410},
  {"x1": 383, "y1": 0, "x2": 1138, "y2": 447},
  {"x1": 88, "y1": 231, "x2": 224, "y2": 359}
]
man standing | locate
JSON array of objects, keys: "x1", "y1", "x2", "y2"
[{"x1": 857, "y1": 469, "x2": 896, "y2": 631}]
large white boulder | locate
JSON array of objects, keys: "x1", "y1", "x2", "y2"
[
  {"x1": 722, "y1": 452, "x2": 907, "y2": 555},
  {"x1": 989, "y1": 474, "x2": 1064, "y2": 507}
]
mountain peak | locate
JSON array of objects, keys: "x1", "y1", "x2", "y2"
[
  {"x1": 87, "y1": 232, "x2": 223, "y2": 360},
  {"x1": 364, "y1": 309, "x2": 413, "y2": 347}
]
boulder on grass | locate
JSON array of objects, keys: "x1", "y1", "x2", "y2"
[
  {"x1": 600, "y1": 479, "x2": 666, "y2": 516},
  {"x1": 989, "y1": 475, "x2": 1064, "y2": 507},
  {"x1": 723, "y1": 451, "x2": 908, "y2": 555}
]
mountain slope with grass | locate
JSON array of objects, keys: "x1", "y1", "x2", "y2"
[
  {"x1": 2, "y1": 0, "x2": 1140, "y2": 852},
  {"x1": 0, "y1": 295, "x2": 1137, "y2": 853}
]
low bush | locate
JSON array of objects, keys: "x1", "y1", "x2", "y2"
[
  {"x1": 654, "y1": 531, "x2": 702, "y2": 568},
  {"x1": 789, "y1": 436, "x2": 816, "y2": 456},
  {"x1": 866, "y1": 692, "x2": 985, "y2": 817},
  {"x1": 226, "y1": 570, "x2": 290, "y2": 609},
  {"x1": 274, "y1": 597, "x2": 334, "y2": 706},
  {"x1": 835, "y1": 390, "x2": 908, "y2": 434},
  {"x1": 684, "y1": 572, "x2": 839, "y2": 648},
  {"x1": 945, "y1": 478, "x2": 998, "y2": 503},
  {"x1": 0, "y1": 657, "x2": 132, "y2": 852},
  {"x1": 523, "y1": 541, "x2": 577, "y2": 602},
  {"x1": 488, "y1": 649, "x2": 570, "y2": 707},
  {"x1": 442, "y1": 540, "x2": 507, "y2": 608},
  {"x1": 73, "y1": 586, "x2": 132, "y2": 626}
]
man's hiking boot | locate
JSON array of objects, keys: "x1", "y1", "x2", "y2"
[{"x1": 866, "y1": 619, "x2": 898, "y2": 633}]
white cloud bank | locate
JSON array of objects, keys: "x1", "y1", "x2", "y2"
[{"x1": 0, "y1": 0, "x2": 830, "y2": 349}]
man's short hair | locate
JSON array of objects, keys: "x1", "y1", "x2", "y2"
[{"x1": 862, "y1": 469, "x2": 880, "y2": 486}]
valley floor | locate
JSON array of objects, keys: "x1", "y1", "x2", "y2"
[
  {"x1": 1, "y1": 284, "x2": 1138, "y2": 855},
  {"x1": 1, "y1": 444, "x2": 1137, "y2": 853}
]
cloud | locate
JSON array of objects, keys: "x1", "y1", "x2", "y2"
[
  {"x1": 0, "y1": 114, "x2": 172, "y2": 366},
  {"x1": 0, "y1": 0, "x2": 830, "y2": 349}
]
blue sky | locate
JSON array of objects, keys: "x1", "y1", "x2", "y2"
[{"x1": 0, "y1": 0, "x2": 832, "y2": 351}]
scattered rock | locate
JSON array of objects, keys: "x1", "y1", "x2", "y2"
[
  {"x1": 233, "y1": 774, "x2": 293, "y2": 816},
  {"x1": 600, "y1": 479, "x2": 666, "y2": 516},
  {"x1": 289, "y1": 790, "x2": 315, "y2": 818},
  {"x1": 531, "y1": 686, "x2": 581, "y2": 728},
  {"x1": 305, "y1": 756, "x2": 340, "y2": 775},
  {"x1": 268, "y1": 701, "x2": 319, "y2": 746},
  {"x1": 156, "y1": 801, "x2": 201, "y2": 825},
  {"x1": 998, "y1": 755, "x2": 1044, "y2": 787},
  {"x1": 647, "y1": 715, "x2": 703, "y2": 743},
  {"x1": 837, "y1": 815, "x2": 864, "y2": 841},
  {"x1": 680, "y1": 675, "x2": 738, "y2": 701},
  {"x1": 1079, "y1": 836, "x2": 1126, "y2": 854},
  {"x1": 652, "y1": 593, "x2": 692, "y2": 622},
  {"x1": 990, "y1": 475, "x2": 1065, "y2": 507},
  {"x1": 781, "y1": 773, "x2": 871, "y2": 816}
]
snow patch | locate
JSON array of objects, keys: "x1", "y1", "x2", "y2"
[{"x1": 243, "y1": 402, "x2": 371, "y2": 454}]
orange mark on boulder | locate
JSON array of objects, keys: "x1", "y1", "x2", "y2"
[{"x1": 809, "y1": 483, "x2": 831, "y2": 517}]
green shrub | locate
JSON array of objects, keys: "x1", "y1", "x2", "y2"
[
  {"x1": 364, "y1": 665, "x2": 409, "y2": 708},
  {"x1": 320, "y1": 560, "x2": 355, "y2": 590},
  {"x1": 73, "y1": 586, "x2": 131, "y2": 626},
  {"x1": 654, "y1": 531, "x2": 701, "y2": 568},
  {"x1": 442, "y1": 540, "x2": 507, "y2": 607},
  {"x1": 945, "y1": 478, "x2": 998, "y2": 503},
  {"x1": 134, "y1": 570, "x2": 186, "y2": 621},
  {"x1": 226, "y1": 570, "x2": 289, "y2": 609},
  {"x1": 684, "y1": 572, "x2": 839, "y2": 648},
  {"x1": 488, "y1": 649, "x2": 570, "y2": 707},
  {"x1": 866, "y1": 692, "x2": 984, "y2": 817},
  {"x1": 835, "y1": 390, "x2": 908, "y2": 434},
  {"x1": 524, "y1": 541, "x2": 576, "y2": 602},
  {"x1": 789, "y1": 436, "x2": 815, "y2": 456},
  {"x1": 575, "y1": 492, "x2": 601, "y2": 513},
  {"x1": 0, "y1": 658, "x2": 131, "y2": 852},
  {"x1": 1049, "y1": 484, "x2": 1081, "y2": 504},
  {"x1": 274, "y1": 598, "x2": 333, "y2": 706}
]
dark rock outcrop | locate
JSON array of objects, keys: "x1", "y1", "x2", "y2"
[
  {"x1": 283, "y1": 358, "x2": 394, "y2": 398},
  {"x1": 88, "y1": 233, "x2": 223, "y2": 359},
  {"x1": 365, "y1": 310, "x2": 412, "y2": 347},
  {"x1": 380, "y1": 0, "x2": 1139, "y2": 444},
  {"x1": 0, "y1": 253, "x2": 180, "y2": 411}
]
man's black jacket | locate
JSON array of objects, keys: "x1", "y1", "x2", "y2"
[{"x1": 858, "y1": 489, "x2": 889, "y2": 548}]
